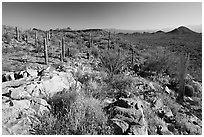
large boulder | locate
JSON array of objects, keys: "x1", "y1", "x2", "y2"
[
  {"x1": 106, "y1": 97, "x2": 148, "y2": 135},
  {"x1": 2, "y1": 98, "x2": 50, "y2": 135},
  {"x1": 10, "y1": 86, "x2": 31, "y2": 100}
]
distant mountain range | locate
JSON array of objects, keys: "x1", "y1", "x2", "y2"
[{"x1": 104, "y1": 25, "x2": 202, "y2": 34}]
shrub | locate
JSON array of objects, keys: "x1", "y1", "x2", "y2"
[
  {"x1": 2, "y1": 33, "x2": 12, "y2": 44},
  {"x1": 67, "y1": 48, "x2": 79, "y2": 58},
  {"x1": 104, "y1": 74, "x2": 134, "y2": 99},
  {"x1": 31, "y1": 89, "x2": 113, "y2": 135},
  {"x1": 99, "y1": 49, "x2": 130, "y2": 78},
  {"x1": 90, "y1": 47, "x2": 99, "y2": 58},
  {"x1": 143, "y1": 102, "x2": 167, "y2": 135},
  {"x1": 142, "y1": 46, "x2": 180, "y2": 77}
]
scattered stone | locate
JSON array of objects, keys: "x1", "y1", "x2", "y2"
[
  {"x1": 10, "y1": 86, "x2": 31, "y2": 100},
  {"x1": 191, "y1": 80, "x2": 202, "y2": 93},
  {"x1": 165, "y1": 86, "x2": 171, "y2": 94},
  {"x1": 152, "y1": 98, "x2": 163, "y2": 110},
  {"x1": 2, "y1": 72, "x2": 15, "y2": 82},
  {"x1": 111, "y1": 118, "x2": 129, "y2": 134},
  {"x1": 185, "y1": 84, "x2": 194, "y2": 97},
  {"x1": 26, "y1": 68, "x2": 38, "y2": 77}
]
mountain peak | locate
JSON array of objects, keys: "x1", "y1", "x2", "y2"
[{"x1": 167, "y1": 26, "x2": 198, "y2": 34}]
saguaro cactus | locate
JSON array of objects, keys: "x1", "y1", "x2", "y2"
[
  {"x1": 47, "y1": 31, "x2": 51, "y2": 41},
  {"x1": 46, "y1": 31, "x2": 50, "y2": 46},
  {"x1": 89, "y1": 32, "x2": 93, "y2": 48},
  {"x1": 131, "y1": 46, "x2": 134, "y2": 66},
  {"x1": 108, "y1": 31, "x2": 111, "y2": 50},
  {"x1": 177, "y1": 53, "x2": 190, "y2": 102},
  {"x1": 15, "y1": 27, "x2": 19, "y2": 40},
  {"x1": 61, "y1": 38, "x2": 65, "y2": 62},
  {"x1": 44, "y1": 38, "x2": 48, "y2": 65},
  {"x1": 118, "y1": 48, "x2": 120, "y2": 57},
  {"x1": 25, "y1": 33, "x2": 28, "y2": 43},
  {"x1": 60, "y1": 41, "x2": 63, "y2": 62},
  {"x1": 35, "y1": 31, "x2": 38, "y2": 47}
]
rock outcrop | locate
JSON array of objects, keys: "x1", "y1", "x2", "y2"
[
  {"x1": 2, "y1": 66, "x2": 81, "y2": 135},
  {"x1": 104, "y1": 97, "x2": 148, "y2": 135}
]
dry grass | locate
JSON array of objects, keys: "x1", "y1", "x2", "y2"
[{"x1": 30, "y1": 88, "x2": 113, "y2": 135}]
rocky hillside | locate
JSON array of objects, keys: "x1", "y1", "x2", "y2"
[
  {"x1": 119, "y1": 26, "x2": 202, "y2": 81},
  {"x1": 2, "y1": 25, "x2": 202, "y2": 135}
]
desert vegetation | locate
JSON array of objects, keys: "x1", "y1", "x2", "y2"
[{"x1": 2, "y1": 25, "x2": 202, "y2": 135}]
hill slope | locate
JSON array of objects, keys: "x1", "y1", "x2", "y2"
[{"x1": 167, "y1": 26, "x2": 199, "y2": 35}]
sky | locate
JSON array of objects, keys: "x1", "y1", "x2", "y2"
[{"x1": 2, "y1": 2, "x2": 202, "y2": 32}]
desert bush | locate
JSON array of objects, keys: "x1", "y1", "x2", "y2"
[
  {"x1": 2, "y1": 33, "x2": 12, "y2": 44},
  {"x1": 99, "y1": 49, "x2": 130, "y2": 78},
  {"x1": 31, "y1": 91, "x2": 113, "y2": 135},
  {"x1": 66, "y1": 48, "x2": 79, "y2": 58},
  {"x1": 103, "y1": 74, "x2": 134, "y2": 99},
  {"x1": 143, "y1": 102, "x2": 168, "y2": 135},
  {"x1": 142, "y1": 46, "x2": 180, "y2": 77},
  {"x1": 47, "y1": 88, "x2": 78, "y2": 117},
  {"x1": 90, "y1": 47, "x2": 99, "y2": 58}
]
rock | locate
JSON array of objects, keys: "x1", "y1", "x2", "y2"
[
  {"x1": 2, "y1": 72, "x2": 15, "y2": 82},
  {"x1": 156, "y1": 125, "x2": 173, "y2": 135},
  {"x1": 162, "y1": 106, "x2": 175, "y2": 123},
  {"x1": 105, "y1": 97, "x2": 148, "y2": 135},
  {"x1": 191, "y1": 80, "x2": 202, "y2": 93},
  {"x1": 2, "y1": 100, "x2": 31, "y2": 124},
  {"x1": 189, "y1": 114, "x2": 202, "y2": 127},
  {"x1": 14, "y1": 71, "x2": 25, "y2": 80},
  {"x1": 111, "y1": 118, "x2": 129, "y2": 134},
  {"x1": 152, "y1": 98, "x2": 163, "y2": 110},
  {"x1": 20, "y1": 70, "x2": 28, "y2": 79},
  {"x1": 29, "y1": 83, "x2": 46, "y2": 98},
  {"x1": 165, "y1": 86, "x2": 171, "y2": 94},
  {"x1": 5, "y1": 116, "x2": 32, "y2": 135},
  {"x1": 2, "y1": 126, "x2": 11, "y2": 135},
  {"x1": 167, "y1": 124, "x2": 175, "y2": 132},
  {"x1": 26, "y1": 68, "x2": 38, "y2": 77},
  {"x1": 58, "y1": 72, "x2": 76, "y2": 88},
  {"x1": 163, "y1": 106, "x2": 173, "y2": 118},
  {"x1": 10, "y1": 86, "x2": 31, "y2": 99},
  {"x1": 128, "y1": 124, "x2": 148, "y2": 135},
  {"x1": 2, "y1": 96, "x2": 10, "y2": 103},
  {"x1": 149, "y1": 81, "x2": 161, "y2": 91},
  {"x1": 2, "y1": 93, "x2": 50, "y2": 135},
  {"x1": 30, "y1": 98, "x2": 50, "y2": 116},
  {"x1": 185, "y1": 84, "x2": 194, "y2": 97},
  {"x1": 25, "y1": 83, "x2": 37, "y2": 94},
  {"x1": 42, "y1": 74, "x2": 68, "y2": 98}
]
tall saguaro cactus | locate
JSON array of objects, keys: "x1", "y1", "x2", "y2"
[
  {"x1": 25, "y1": 32, "x2": 28, "y2": 43},
  {"x1": 44, "y1": 38, "x2": 48, "y2": 65},
  {"x1": 15, "y1": 27, "x2": 19, "y2": 41},
  {"x1": 89, "y1": 32, "x2": 93, "y2": 48},
  {"x1": 177, "y1": 53, "x2": 190, "y2": 102},
  {"x1": 46, "y1": 31, "x2": 50, "y2": 46},
  {"x1": 61, "y1": 38, "x2": 65, "y2": 62},
  {"x1": 108, "y1": 31, "x2": 111, "y2": 50},
  {"x1": 47, "y1": 31, "x2": 51, "y2": 41},
  {"x1": 35, "y1": 31, "x2": 38, "y2": 47},
  {"x1": 131, "y1": 46, "x2": 134, "y2": 66}
]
